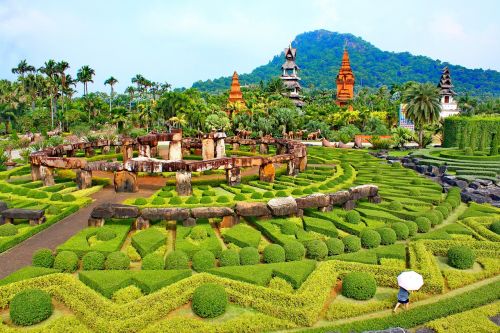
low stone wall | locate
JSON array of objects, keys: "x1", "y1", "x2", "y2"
[
  {"x1": 88, "y1": 184, "x2": 380, "y2": 229},
  {"x1": 0, "y1": 203, "x2": 46, "y2": 226}
]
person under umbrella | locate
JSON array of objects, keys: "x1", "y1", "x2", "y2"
[{"x1": 393, "y1": 271, "x2": 423, "y2": 313}]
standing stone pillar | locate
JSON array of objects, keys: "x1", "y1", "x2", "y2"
[
  {"x1": 114, "y1": 170, "x2": 138, "y2": 192},
  {"x1": 259, "y1": 143, "x2": 268, "y2": 154},
  {"x1": 139, "y1": 144, "x2": 151, "y2": 158},
  {"x1": 259, "y1": 163, "x2": 275, "y2": 183},
  {"x1": 250, "y1": 144, "x2": 256, "y2": 153},
  {"x1": 115, "y1": 146, "x2": 121, "y2": 154},
  {"x1": 287, "y1": 159, "x2": 299, "y2": 176},
  {"x1": 150, "y1": 146, "x2": 158, "y2": 158},
  {"x1": 232, "y1": 142, "x2": 240, "y2": 151},
  {"x1": 299, "y1": 155, "x2": 308, "y2": 172},
  {"x1": 102, "y1": 146, "x2": 111, "y2": 154},
  {"x1": 226, "y1": 167, "x2": 241, "y2": 186},
  {"x1": 85, "y1": 147, "x2": 94, "y2": 157},
  {"x1": 214, "y1": 132, "x2": 227, "y2": 158},
  {"x1": 277, "y1": 144, "x2": 287, "y2": 155},
  {"x1": 202, "y1": 137, "x2": 215, "y2": 160},
  {"x1": 176, "y1": 170, "x2": 192, "y2": 196},
  {"x1": 76, "y1": 169, "x2": 93, "y2": 190},
  {"x1": 169, "y1": 141, "x2": 182, "y2": 161},
  {"x1": 122, "y1": 145, "x2": 134, "y2": 163},
  {"x1": 31, "y1": 165, "x2": 42, "y2": 181},
  {"x1": 40, "y1": 166, "x2": 55, "y2": 186}
]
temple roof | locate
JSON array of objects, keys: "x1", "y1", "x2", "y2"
[
  {"x1": 228, "y1": 71, "x2": 245, "y2": 104},
  {"x1": 282, "y1": 60, "x2": 299, "y2": 70},
  {"x1": 336, "y1": 48, "x2": 355, "y2": 79},
  {"x1": 437, "y1": 66, "x2": 456, "y2": 96}
]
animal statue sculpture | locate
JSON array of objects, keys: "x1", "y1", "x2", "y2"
[{"x1": 307, "y1": 130, "x2": 322, "y2": 140}]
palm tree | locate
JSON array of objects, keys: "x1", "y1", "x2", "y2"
[
  {"x1": 55, "y1": 61, "x2": 70, "y2": 129},
  {"x1": 76, "y1": 65, "x2": 95, "y2": 95},
  {"x1": 39, "y1": 60, "x2": 58, "y2": 128},
  {"x1": 403, "y1": 83, "x2": 441, "y2": 148},
  {"x1": 104, "y1": 76, "x2": 118, "y2": 111},
  {"x1": 11, "y1": 59, "x2": 35, "y2": 78},
  {"x1": 125, "y1": 86, "x2": 135, "y2": 112}
]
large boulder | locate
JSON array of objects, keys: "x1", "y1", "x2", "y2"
[
  {"x1": 234, "y1": 202, "x2": 271, "y2": 217},
  {"x1": 191, "y1": 207, "x2": 234, "y2": 219},
  {"x1": 91, "y1": 204, "x2": 114, "y2": 219},
  {"x1": 267, "y1": 197, "x2": 298, "y2": 216},
  {"x1": 330, "y1": 190, "x2": 350, "y2": 206},
  {"x1": 112, "y1": 204, "x2": 140, "y2": 218},
  {"x1": 141, "y1": 208, "x2": 190, "y2": 221},
  {"x1": 295, "y1": 193, "x2": 330, "y2": 209},
  {"x1": 349, "y1": 185, "x2": 376, "y2": 200},
  {"x1": 1, "y1": 208, "x2": 44, "y2": 220}
]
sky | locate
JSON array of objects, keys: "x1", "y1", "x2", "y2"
[{"x1": 1, "y1": 0, "x2": 499, "y2": 94}]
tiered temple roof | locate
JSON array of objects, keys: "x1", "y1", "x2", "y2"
[
  {"x1": 280, "y1": 43, "x2": 303, "y2": 105},
  {"x1": 335, "y1": 48, "x2": 355, "y2": 107},
  {"x1": 437, "y1": 66, "x2": 456, "y2": 96},
  {"x1": 228, "y1": 71, "x2": 245, "y2": 104}
]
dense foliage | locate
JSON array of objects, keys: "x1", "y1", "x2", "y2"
[
  {"x1": 341, "y1": 272, "x2": 377, "y2": 300},
  {"x1": 9, "y1": 289, "x2": 53, "y2": 326},
  {"x1": 191, "y1": 284, "x2": 228, "y2": 318},
  {"x1": 31, "y1": 248, "x2": 54, "y2": 268},
  {"x1": 447, "y1": 245, "x2": 476, "y2": 269}
]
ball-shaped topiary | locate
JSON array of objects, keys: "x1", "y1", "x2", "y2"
[
  {"x1": 105, "y1": 251, "x2": 130, "y2": 270},
  {"x1": 134, "y1": 198, "x2": 147, "y2": 205},
  {"x1": 169, "y1": 196, "x2": 183, "y2": 205},
  {"x1": 345, "y1": 211, "x2": 361, "y2": 224},
  {"x1": 151, "y1": 197, "x2": 165, "y2": 205},
  {"x1": 388, "y1": 201, "x2": 403, "y2": 211},
  {"x1": 341, "y1": 272, "x2": 377, "y2": 300},
  {"x1": 435, "y1": 206, "x2": 449, "y2": 219},
  {"x1": 239, "y1": 247, "x2": 260, "y2": 265},
  {"x1": 185, "y1": 196, "x2": 200, "y2": 204},
  {"x1": 275, "y1": 190, "x2": 287, "y2": 197},
  {"x1": 415, "y1": 217, "x2": 432, "y2": 233},
  {"x1": 360, "y1": 229, "x2": 381, "y2": 249},
  {"x1": 377, "y1": 228, "x2": 397, "y2": 245},
  {"x1": 284, "y1": 241, "x2": 306, "y2": 261},
  {"x1": 9, "y1": 289, "x2": 53, "y2": 326},
  {"x1": 423, "y1": 211, "x2": 442, "y2": 226},
  {"x1": 263, "y1": 191, "x2": 274, "y2": 198},
  {"x1": 82, "y1": 251, "x2": 105, "y2": 270},
  {"x1": 32, "y1": 248, "x2": 54, "y2": 268},
  {"x1": 216, "y1": 195, "x2": 230, "y2": 203},
  {"x1": 96, "y1": 228, "x2": 116, "y2": 241},
  {"x1": 192, "y1": 250, "x2": 216, "y2": 272},
  {"x1": 0, "y1": 223, "x2": 17, "y2": 236},
  {"x1": 141, "y1": 253, "x2": 164, "y2": 270},
  {"x1": 291, "y1": 188, "x2": 303, "y2": 195},
  {"x1": 157, "y1": 190, "x2": 173, "y2": 198},
  {"x1": 342, "y1": 235, "x2": 361, "y2": 253},
  {"x1": 280, "y1": 220, "x2": 298, "y2": 235},
  {"x1": 233, "y1": 194, "x2": 246, "y2": 201},
  {"x1": 219, "y1": 249, "x2": 240, "y2": 267},
  {"x1": 391, "y1": 222, "x2": 410, "y2": 240},
  {"x1": 404, "y1": 221, "x2": 418, "y2": 236},
  {"x1": 53, "y1": 251, "x2": 78, "y2": 272},
  {"x1": 190, "y1": 226, "x2": 208, "y2": 240},
  {"x1": 491, "y1": 220, "x2": 500, "y2": 234},
  {"x1": 325, "y1": 238, "x2": 344, "y2": 255},
  {"x1": 191, "y1": 284, "x2": 228, "y2": 318},
  {"x1": 112, "y1": 285, "x2": 143, "y2": 304},
  {"x1": 250, "y1": 192, "x2": 263, "y2": 199},
  {"x1": 448, "y1": 245, "x2": 476, "y2": 269},
  {"x1": 304, "y1": 240, "x2": 328, "y2": 260},
  {"x1": 61, "y1": 194, "x2": 76, "y2": 202},
  {"x1": 50, "y1": 193, "x2": 63, "y2": 201},
  {"x1": 165, "y1": 250, "x2": 189, "y2": 269},
  {"x1": 263, "y1": 244, "x2": 285, "y2": 263},
  {"x1": 46, "y1": 205, "x2": 61, "y2": 215}
]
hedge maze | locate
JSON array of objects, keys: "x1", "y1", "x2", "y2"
[{"x1": 0, "y1": 147, "x2": 499, "y2": 332}]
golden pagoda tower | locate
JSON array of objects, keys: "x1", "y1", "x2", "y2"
[
  {"x1": 227, "y1": 71, "x2": 245, "y2": 117},
  {"x1": 335, "y1": 48, "x2": 355, "y2": 107}
]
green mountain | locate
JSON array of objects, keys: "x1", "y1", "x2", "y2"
[{"x1": 192, "y1": 29, "x2": 500, "y2": 97}]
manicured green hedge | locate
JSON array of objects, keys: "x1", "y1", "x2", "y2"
[
  {"x1": 0, "y1": 266, "x2": 60, "y2": 286},
  {"x1": 165, "y1": 250, "x2": 190, "y2": 270},
  {"x1": 303, "y1": 216, "x2": 338, "y2": 237},
  {"x1": 341, "y1": 272, "x2": 377, "y2": 300},
  {"x1": 9, "y1": 289, "x2": 53, "y2": 326},
  {"x1": 221, "y1": 223, "x2": 261, "y2": 248},
  {"x1": 131, "y1": 228, "x2": 166, "y2": 257},
  {"x1": 176, "y1": 224, "x2": 222, "y2": 259},
  {"x1": 192, "y1": 283, "x2": 228, "y2": 318},
  {"x1": 443, "y1": 115, "x2": 500, "y2": 149}
]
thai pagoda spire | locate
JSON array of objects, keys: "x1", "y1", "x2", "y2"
[
  {"x1": 228, "y1": 71, "x2": 244, "y2": 104},
  {"x1": 280, "y1": 42, "x2": 303, "y2": 106},
  {"x1": 437, "y1": 66, "x2": 459, "y2": 118},
  {"x1": 438, "y1": 66, "x2": 456, "y2": 97},
  {"x1": 335, "y1": 47, "x2": 355, "y2": 107}
]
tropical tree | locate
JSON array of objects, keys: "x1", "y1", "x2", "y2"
[
  {"x1": 391, "y1": 126, "x2": 414, "y2": 149},
  {"x1": 11, "y1": 59, "x2": 35, "y2": 78},
  {"x1": 125, "y1": 86, "x2": 135, "y2": 112},
  {"x1": 403, "y1": 83, "x2": 441, "y2": 148},
  {"x1": 39, "y1": 60, "x2": 59, "y2": 127},
  {"x1": 76, "y1": 65, "x2": 95, "y2": 95},
  {"x1": 104, "y1": 76, "x2": 118, "y2": 111}
]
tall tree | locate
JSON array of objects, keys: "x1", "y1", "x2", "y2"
[
  {"x1": 104, "y1": 76, "x2": 118, "y2": 111},
  {"x1": 403, "y1": 83, "x2": 441, "y2": 148},
  {"x1": 11, "y1": 59, "x2": 35, "y2": 78},
  {"x1": 125, "y1": 86, "x2": 135, "y2": 112},
  {"x1": 76, "y1": 65, "x2": 95, "y2": 95},
  {"x1": 39, "y1": 60, "x2": 58, "y2": 128},
  {"x1": 56, "y1": 61, "x2": 70, "y2": 129}
]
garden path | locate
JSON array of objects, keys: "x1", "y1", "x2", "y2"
[{"x1": 0, "y1": 186, "x2": 156, "y2": 279}]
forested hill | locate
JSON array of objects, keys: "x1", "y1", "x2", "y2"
[{"x1": 191, "y1": 29, "x2": 500, "y2": 97}]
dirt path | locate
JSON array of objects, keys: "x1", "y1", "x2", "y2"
[{"x1": 0, "y1": 186, "x2": 156, "y2": 279}]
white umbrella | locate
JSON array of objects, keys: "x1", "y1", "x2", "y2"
[{"x1": 397, "y1": 271, "x2": 424, "y2": 291}]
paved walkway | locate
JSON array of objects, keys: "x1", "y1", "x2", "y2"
[{"x1": 0, "y1": 186, "x2": 156, "y2": 279}]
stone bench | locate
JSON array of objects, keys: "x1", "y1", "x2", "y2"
[{"x1": 0, "y1": 208, "x2": 46, "y2": 226}]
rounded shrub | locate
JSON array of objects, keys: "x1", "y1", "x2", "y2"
[
  {"x1": 275, "y1": 190, "x2": 287, "y2": 197},
  {"x1": 304, "y1": 240, "x2": 328, "y2": 260},
  {"x1": 50, "y1": 193, "x2": 63, "y2": 201},
  {"x1": 404, "y1": 221, "x2": 418, "y2": 236},
  {"x1": 9, "y1": 289, "x2": 53, "y2": 326},
  {"x1": 291, "y1": 188, "x2": 303, "y2": 195},
  {"x1": 388, "y1": 201, "x2": 403, "y2": 211},
  {"x1": 105, "y1": 251, "x2": 130, "y2": 270},
  {"x1": 216, "y1": 195, "x2": 230, "y2": 203},
  {"x1": 61, "y1": 194, "x2": 76, "y2": 202},
  {"x1": 32, "y1": 248, "x2": 54, "y2": 268},
  {"x1": 46, "y1": 205, "x2": 61, "y2": 215},
  {"x1": 157, "y1": 190, "x2": 173, "y2": 198},
  {"x1": 53, "y1": 251, "x2": 78, "y2": 272},
  {"x1": 263, "y1": 191, "x2": 274, "y2": 198},
  {"x1": 263, "y1": 244, "x2": 285, "y2": 263},
  {"x1": 239, "y1": 247, "x2": 260, "y2": 265},
  {"x1": 281, "y1": 220, "x2": 297, "y2": 235},
  {"x1": 165, "y1": 250, "x2": 189, "y2": 269},
  {"x1": 391, "y1": 222, "x2": 410, "y2": 240},
  {"x1": 134, "y1": 198, "x2": 147, "y2": 205},
  {"x1": 302, "y1": 188, "x2": 314, "y2": 194},
  {"x1": 190, "y1": 226, "x2": 208, "y2": 240},
  {"x1": 284, "y1": 241, "x2": 306, "y2": 261},
  {"x1": 250, "y1": 192, "x2": 263, "y2": 199},
  {"x1": 360, "y1": 229, "x2": 381, "y2": 249},
  {"x1": 219, "y1": 249, "x2": 240, "y2": 267},
  {"x1": 96, "y1": 228, "x2": 116, "y2": 241},
  {"x1": 415, "y1": 217, "x2": 432, "y2": 233},
  {"x1": 151, "y1": 197, "x2": 165, "y2": 205},
  {"x1": 325, "y1": 238, "x2": 344, "y2": 255},
  {"x1": 345, "y1": 211, "x2": 361, "y2": 224},
  {"x1": 192, "y1": 250, "x2": 216, "y2": 272},
  {"x1": 0, "y1": 223, "x2": 17, "y2": 236},
  {"x1": 191, "y1": 284, "x2": 227, "y2": 318},
  {"x1": 435, "y1": 206, "x2": 449, "y2": 218},
  {"x1": 341, "y1": 272, "x2": 377, "y2": 300},
  {"x1": 490, "y1": 220, "x2": 500, "y2": 234},
  {"x1": 199, "y1": 196, "x2": 212, "y2": 204},
  {"x1": 423, "y1": 211, "x2": 441, "y2": 226},
  {"x1": 377, "y1": 228, "x2": 397, "y2": 245},
  {"x1": 448, "y1": 245, "x2": 476, "y2": 269},
  {"x1": 233, "y1": 194, "x2": 246, "y2": 201},
  {"x1": 185, "y1": 196, "x2": 199, "y2": 204},
  {"x1": 411, "y1": 178, "x2": 422, "y2": 185},
  {"x1": 112, "y1": 285, "x2": 143, "y2": 304},
  {"x1": 169, "y1": 196, "x2": 183, "y2": 205},
  {"x1": 408, "y1": 188, "x2": 421, "y2": 196},
  {"x1": 342, "y1": 235, "x2": 361, "y2": 253},
  {"x1": 268, "y1": 277, "x2": 293, "y2": 293},
  {"x1": 141, "y1": 253, "x2": 164, "y2": 270},
  {"x1": 82, "y1": 251, "x2": 105, "y2": 270}
]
